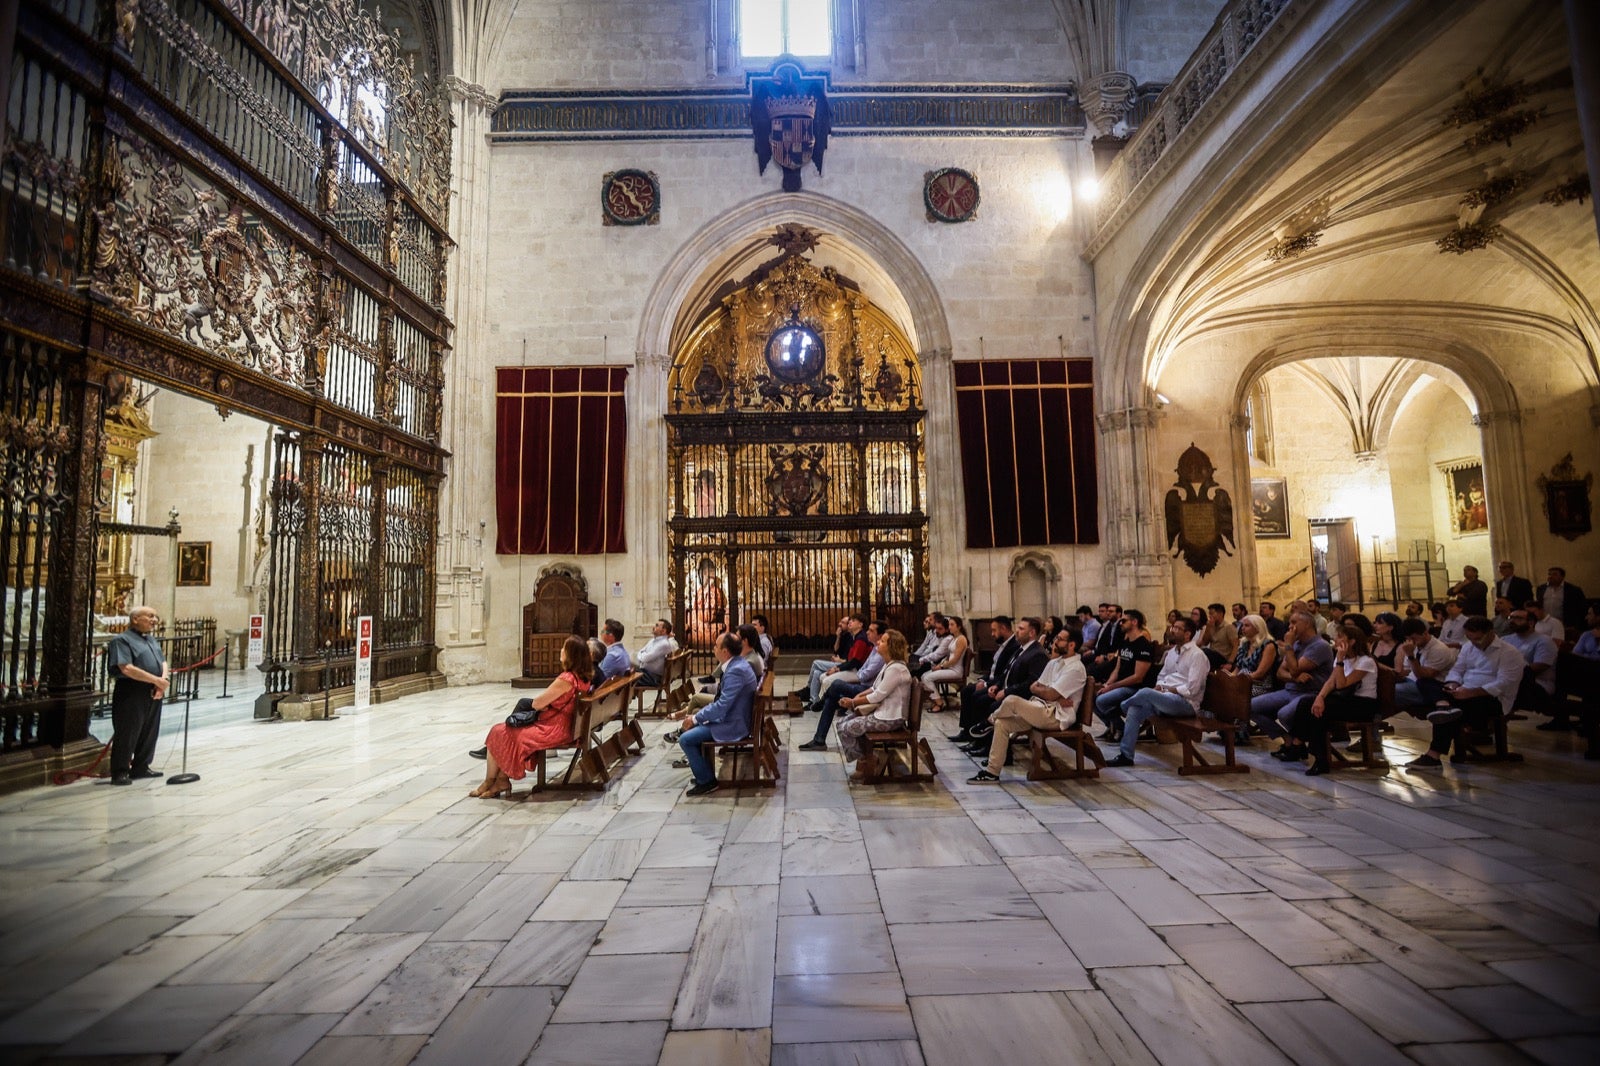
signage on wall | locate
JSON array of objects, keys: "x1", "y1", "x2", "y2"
[
  {"x1": 354, "y1": 616, "x2": 373, "y2": 710},
  {"x1": 247, "y1": 614, "x2": 264, "y2": 669}
]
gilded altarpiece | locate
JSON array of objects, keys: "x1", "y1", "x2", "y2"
[{"x1": 667, "y1": 250, "x2": 927, "y2": 655}]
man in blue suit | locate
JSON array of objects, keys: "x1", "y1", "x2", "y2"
[{"x1": 673, "y1": 632, "x2": 756, "y2": 796}]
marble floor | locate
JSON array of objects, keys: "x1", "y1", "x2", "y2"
[{"x1": 1, "y1": 679, "x2": 1598, "y2": 1065}]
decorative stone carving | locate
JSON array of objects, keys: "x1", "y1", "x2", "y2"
[
  {"x1": 1265, "y1": 197, "x2": 1331, "y2": 262},
  {"x1": 1436, "y1": 220, "x2": 1500, "y2": 254},
  {"x1": 1081, "y1": 71, "x2": 1136, "y2": 136}
]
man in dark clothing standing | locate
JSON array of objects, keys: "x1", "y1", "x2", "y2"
[{"x1": 106, "y1": 606, "x2": 168, "y2": 785}]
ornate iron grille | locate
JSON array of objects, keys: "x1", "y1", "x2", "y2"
[
  {"x1": 667, "y1": 244, "x2": 927, "y2": 657},
  {"x1": 381, "y1": 465, "x2": 434, "y2": 677},
  {"x1": 315, "y1": 442, "x2": 373, "y2": 688},
  {"x1": 263, "y1": 432, "x2": 304, "y2": 695},
  {"x1": 1, "y1": 40, "x2": 91, "y2": 286}
]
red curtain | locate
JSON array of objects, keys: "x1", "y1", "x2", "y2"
[
  {"x1": 495, "y1": 366, "x2": 628, "y2": 554},
  {"x1": 953, "y1": 359, "x2": 1098, "y2": 548}
]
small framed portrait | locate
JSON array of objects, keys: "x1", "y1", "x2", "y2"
[
  {"x1": 1250, "y1": 478, "x2": 1291, "y2": 539},
  {"x1": 177, "y1": 541, "x2": 211, "y2": 586},
  {"x1": 1441, "y1": 460, "x2": 1488, "y2": 535},
  {"x1": 1538, "y1": 454, "x2": 1593, "y2": 541}
]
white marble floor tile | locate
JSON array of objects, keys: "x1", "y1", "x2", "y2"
[
  {"x1": 1491, "y1": 957, "x2": 1600, "y2": 1015},
  {"x1": 1241, "y1": 998, "x2": 1415, "y2": 1066},
  {"x1": 1518, "y1": 1035, "x2": 1600, "y2": 1066},
  {"x1": 549, "y1": 952, "x2": 689, "y2": 1023},
  {"x1": 1093, "y1": 964, "x2": 1291, "y2": 1066},
  {"x1": 1204, "y1": 894, "x2": 1371, "y2": 967},
  {"x1": 347, "y1": 862, "x2": 502, "y2": 933},
  {"x1": 1160, "y1": 923, "x2": 1321, "y2": 1003},
  {"x1": 619, "y1": 865, "x2": 716, "y2": 907},
  {"x1": 56, "y1": 982, "x2": 267, "y2": 1055},
  {"x1": 659, "y1": 1027, "x2": 773, "y2": 1066},
  {"x1": 1131, "y1": 839, "x2": 1265, "y2": 895},
  {"x1": 889, "y1": 919, "x2": 1090, "y2": 996},
  {"x1": 296, "y1": 1034, "x2": 431, "y2": 1066},
  {"x1": 478, "y1": 920, "x2": 602, "y2": 986},
  {"x1": 1403, "y1": 1041, "x2": 1542, "y2": 1066},
  {"x1": 329, "y1": 939, "x2": 501, "y2": 1036},
  {"x1": 1034, "y1": 890, "x2": 1181, "y2": 968},
  {"x1": 674, "y1": 884, "x2": 779, "y2": 1030},
  {"x1": 1093, "y1": 865, "x2": 1225, "y2": 925},
  {"x1": 238, "y1": 931, "x2": 431, "y2": 1015},
  {"x1": 170, "y1": 1012, "x2": 340, "y2": 1066},
  {"x1": 778, "y1": 874, "x2": 884, "y2": 916},
  {"x1": 909, "y1": 990, "x2": 1158, "y2": 1066},
  {"x1": 1003, "y1": 853, "x2": 1104, "y2": 893},
  {"x1": 1297, "y1": 962, "x2": 1488, "y2": 1043},
  {"x1": 409, "y1": 986, "x2": 557, "y2": 1066},
  {"x1": 772, "y1": 971, "x2": 916, "y2": 1044},
  {"x1": 776, "y1": 912, "x2": 896, "y2": 975},
  {"x1": 771, "y1": 1040, "x2": 924, "y2": 1066},
  {"x1": 528, "y1": 878, "x2": 627, "y2": 921},
  {"x1": 566, "y1": 836, "x2": 654, "y2": 881},
  {"x1": 860, "y1": 817, "x2": 1001, "y2": 868},
  {"x1": 592, "y1": 905, "x2": 703, "y2": 955},
  {"x1": 1297, "y1": 898, "x2": 1504, "y2": 989},
  {"x1": 876, "y1": 865, "x2": 1038, "y2": 924},
  {"x1": 525, "y1": 1020, "x2": 670, "y2": 1066},
  {"x1": 714, "y1": 841, "x2": 783, "y2": 885},
  {"x1": 168, "y1": 917, "x2": 351, "y2": 985}
]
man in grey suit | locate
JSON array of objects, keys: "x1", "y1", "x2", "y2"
[{"x1": 672, "y1": 633, "x2": 756, "y2": 796}]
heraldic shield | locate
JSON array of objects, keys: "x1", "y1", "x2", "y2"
[
  {"x1": 751, "y1": 61, "x2": 831, "y2": 192},
  {"x1": 1164, "y1": 443, "x2": 1236, "y2": 577}
]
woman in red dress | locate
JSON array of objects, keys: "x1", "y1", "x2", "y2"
[{"x1": 471, "y1": 636, "x2": 594, "y2": 798}]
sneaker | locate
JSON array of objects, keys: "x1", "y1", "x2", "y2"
[
  {"x1": 967, "y1": 770, "x2": 1000, "y2": 783},
  {"x1": 686, "y1": 780, "x2": 720, "y2": 797},
  {"x1": 1405, "y1": 754, "x2": 1442, "y2": 770},
  {"x1": 797, "y1": 740, "x2": 827, "y2": 752},
  {"x1": 1426, "y1": 707, "x2": 1463, "y2": 724},
  {"x1": 1106, "y1": 754, "x2": 1135, "y2": 768}
]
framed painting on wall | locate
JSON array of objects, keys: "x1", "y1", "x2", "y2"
[
  {"x1": 177, "y1": 541, "x2": 211, "y2": 586},
  {"x1": 1440, "y1": 460, "x2": 1489, "y2": 535},
  {"x1": 1251, "y1": 478, "x2": 1291, "y2": 538}
]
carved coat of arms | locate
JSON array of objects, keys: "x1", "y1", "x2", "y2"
[
  {"x1": 764, "y1": 445, "x2": 830, "y2": 516},
  {"x1": 751, "y1": 62, "x2": 830, "y2": 192},
  {"x1": 1164, "y1": 444, "x2": 1236, "y2": 577}
]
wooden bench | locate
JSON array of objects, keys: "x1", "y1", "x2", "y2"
[
  {"x1": 1454, "y1": 704, "x2": 1525, "y2": 764},
  {"x1": 1554, "y1": 649, "x2": 1599, "y2": 758},
  {"x1": 636, "y1": 648, "x2": 691, "y2": 719},
  {"x1": 1026, "y1": 677, "x2": 1103, "y2": 781},
  {"x1": 1325, "y1": 664, "x2": 1395, "y2": 772},
  {"x1": 528, "y1": 672, "x2": 641, "y2": 792},
  {"x1": 1157, "y1": 671, "x2": 1251, "y2": 776},
  {"x1": 699, "y1": 667, "x2": 780, "y2": 786},
  {"x1": 859, "y1": 685, "x2": 937, "y2": 784}
]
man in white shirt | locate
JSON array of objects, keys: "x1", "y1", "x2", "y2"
[
  {"x1": 910, "y1": 614, "x2": 952, "y2": 677},
  {"x1": 910, "y1": 614, "x2": 942, "y2": 666},
  {"x1": 1392, "y1": 617, "x2": 1458, "y2": 714},
  {"x1": 1107, "y1": 617, "x2": 1211, "y2": 767},
  {"x1": 633, "y1": 619, "x2": 679, "y2": 686},
  {"x1": 1438, "y1": 599, "x2": 1469, "y2": 647},
  {"x1": 1525, "y1": 602, "x2": 1566, "y2": 644},
  {"x1": 1408, "y1": 617, "x2": 1526, "y2": 769},
  {"x1": 968, "y1": 628, "x2": 1086, "y2": 782}
]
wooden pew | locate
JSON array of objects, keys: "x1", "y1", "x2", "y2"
[
  {"x1": 1325, "y1": 665, "x2": 1395, "y2": 772},
  {"x1": 636, "y1": 648, "x2": 691, "y2": 719},
  {"x1": 699, "y1": 667, "x2": 779, "y2": 787},
  {"x1": 1026, "y1": 677, "x2": 1104, "y2": 781},
  {"x1": 528, "y1": 672, "x2": 639, "y2": 792},
  {"x1": 1160, "y1": 671, "x2": 1251, "y2": 776},
  {"x1": 1554, "y1": 650, "x2": 1599, "y2": 758},
  {"x1": 859, "y1": 685, "x2": 937, "y2": 784}
]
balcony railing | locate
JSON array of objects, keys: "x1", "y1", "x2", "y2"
[{"x1": 1092, "y1": 0, "x2": 1296, "y2": 240}]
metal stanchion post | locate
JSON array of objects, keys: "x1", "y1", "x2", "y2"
[
  {"x1": 217, "y1": 642, "x2": 230, "y2": 699},
  {"x1": 167, "y1": 692, "x2": 200, "y2": 784}
]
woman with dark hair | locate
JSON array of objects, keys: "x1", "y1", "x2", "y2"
[
  {"x1": 1371, "y1": 612, "x2": 1402, "y2": 667},
  {"x1": 471, "y1": 636, "x2": 594, "y2": 798},
  {"x1": 1278, "y1": 625, "x2": 1380, "y2": 776},
  {"x1": 921, "y1": 616, "x2": 968, "y2": 708}
]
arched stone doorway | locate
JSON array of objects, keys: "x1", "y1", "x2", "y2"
[{"x1": 664, "y1": 231, "x2": 927, "y2": 654}]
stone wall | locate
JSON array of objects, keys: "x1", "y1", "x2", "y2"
[{"x1": 1122, "y1": 0, "x2": 1228, "y2": 85}]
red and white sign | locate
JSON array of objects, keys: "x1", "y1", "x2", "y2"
[
  {"x1": 354, "y1": 615, "x2": 373, "y2": 710},
  {"x1": 247, "y1": 614, "x2": 264, "y2": 669}
]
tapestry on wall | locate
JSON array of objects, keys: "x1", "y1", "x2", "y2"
[
  {"x1": 495, "y1": 366, "x2": 628, "y2": 555},
  {"x1": 953, "y1": 359, "x2": 1098, "y2": 549},
  {"x1": 1165, "y1": 443, "x2": 1235, "y2": 577}
]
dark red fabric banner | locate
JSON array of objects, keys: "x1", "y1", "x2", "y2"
[
  {"x1": 953, "y1": 359, "x2": 1098, "y2": 548},
  {"x1": 495, "y1": 366, "x2": 628, "y2": 555}
]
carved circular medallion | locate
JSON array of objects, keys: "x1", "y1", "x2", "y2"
[
  {"x1": 601, "y1": 169, "x2": 659, "y2": 225},
  {"x1": 924, "y1": 168, "x2": 980, "y2": 223},
  {"x1": 764, "y1": 318, "x2": 826, "y2": 384}
]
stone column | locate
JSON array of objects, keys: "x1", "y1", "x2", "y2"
[
  {"x1": 1096, "y1": 404, "x2": 1170, "y2": 603},
  {"x1": 631, "y1": 349, "x2": 674, "y2": 630},
  {"x1": 919, "y1": 346, "x2": 964, "y2": 615},
  {"x1": 432, "y1": 76, "x2": 498, "y2": 685},
  {"x1": 1472, "y1": 408, "x2": 1534, "y2": 575}
]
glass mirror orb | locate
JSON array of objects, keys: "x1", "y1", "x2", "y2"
[{"x1": 764, "y1": 322, "x2": 826, "y2": 383}]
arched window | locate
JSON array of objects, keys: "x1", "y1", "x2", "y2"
[{"x1": 740, "y1": 0, "x2": 833, "y2": 60}]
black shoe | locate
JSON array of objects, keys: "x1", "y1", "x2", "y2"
[
  {"x1": 671, "y1": 758, "x2": 689, "y2": 769},
  {"x1": 967, "y1": 770, "x2": 1000, "y2": 783},
  {"x1": 1106, "y1": 727, "x2": 1123, "y2": 743},
  {"x1": 797, "y1": 740, "x2": 827, "y2": 752},
  {"x1": 664, "y1": 730, "x2": 681, "y2": 744},
  {"x1": 1106, "y1": 754, "x2": 1134, "y2": 768},
  {"x1": 947, "y1": 732, "x2": 971, "y2": 744},
  {"x1": 1306, "y1": 764, "x2": 1328, "y2": 776},
  {"x1": 1405, "y1": 754, "x2": 1442, "y2": 770},
  {"x1": 110, "y1": 774, "x2": 132, "y2": 786},
  {"x1": 468, "y1": 747, "x2": 487, "y2": 759},
  {"x1": 686, "y1": 780, "x2": 720, "y2": 797},
  {"x1": 130, "y1": 768, "x2": 164, "y2": 779}
]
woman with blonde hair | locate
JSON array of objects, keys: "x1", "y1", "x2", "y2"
[
  {"x1": 471, "y1": 636, "x2": 593, "y2": 798},
  {"x1": 837, "y1": 628, "x2": 913, "y2": 781},
  {"x1": 921, "y1": 615, "x2": 969, "y2": 708},
  {"x1": 1224, "y1": 614, "x2": 1280, "y2": 698}
]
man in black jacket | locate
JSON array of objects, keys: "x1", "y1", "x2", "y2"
[
  {"x1": 1536, "y1": 566, "x2": 1588, "y2": 630},
  {"x1": 1083, "y1": 603, "x2": 1125, "y2": 682},
  {"x1": 948, "y1": 616, "x2": 1016, "y2": 742},
  {"x1": 953, "y1": 617, "x2": 1048, "y2": 743},
  {"x1": 1494, "y1": 561, "x2": 1534, "y2": 613}
]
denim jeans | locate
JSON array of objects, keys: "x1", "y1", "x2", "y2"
[
  {"x1": 678, "y1": 724, "x2": 716, "y2": 785},
  {"x1": 1249, "y1": 688, "x2": 1309, "y2": 738},
  {"x1": 1119, "y1": 689, "x2": 1196, "y2": 760},
  {"x1": 1094, "y1": 686, "x2": 1141, "y2": 730},
  {"x1": 812, "y1": 681, "x2": 866, "y2": 744},
  {"x1": 807, "y1": 658, "x2": 839, "y2": 703}
]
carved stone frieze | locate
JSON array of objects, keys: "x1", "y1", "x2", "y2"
[{"x1": 1081, "y1": 72, "x2": 1137, "y2": 136}]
